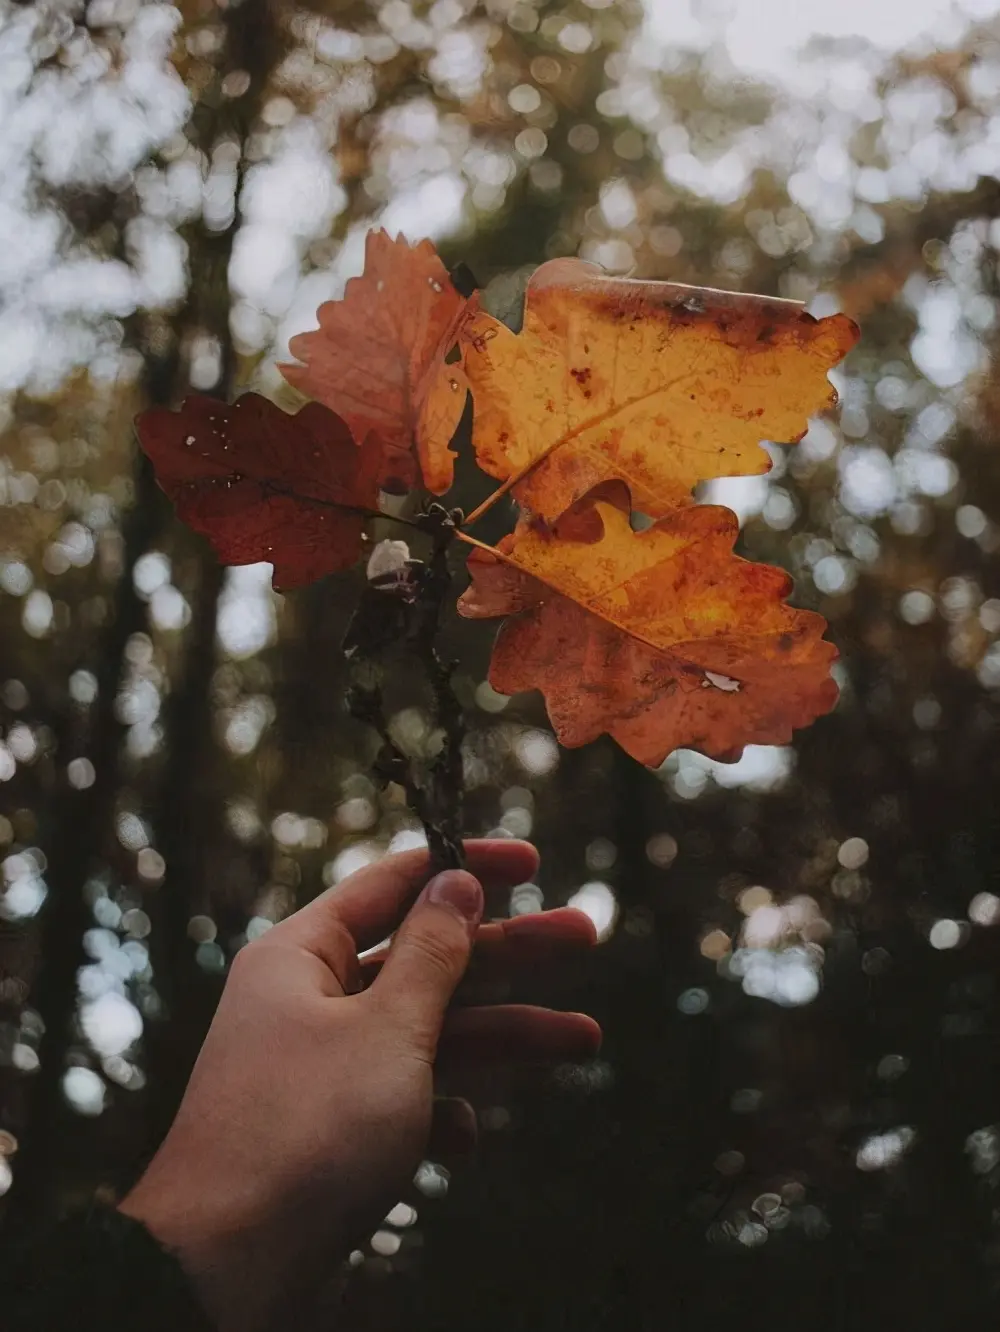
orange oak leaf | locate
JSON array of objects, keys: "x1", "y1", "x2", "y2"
[
  {"x1": 136, "y1": 393, "x2": 381, "y2": 591},
  {"x1": 279, "y1": 230, "x2": 476, "y2": 495},
  {"x1": 458, "y1": 496, "x2": 838, "y2": 766},
  {"x1": 441, "y1": 259, "x2": 858, "y2": 523}
]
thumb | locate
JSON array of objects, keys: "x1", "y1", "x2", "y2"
[{"x1": 371, "y1": 869, "x2": 483, "y2": 1054}]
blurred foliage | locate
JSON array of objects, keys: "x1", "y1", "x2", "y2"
[{"x1": 4, "y1": 0, "x2": 1000, "y2": 1328}]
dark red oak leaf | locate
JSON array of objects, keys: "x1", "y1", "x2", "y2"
[{"x1": 135, "y1": 393, "x2": 381, "y2": 591}]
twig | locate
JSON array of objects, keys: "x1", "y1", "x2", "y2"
[
  {"x1": 344, "y1": 505, "x2": 466, "y2": 878},
  {"x1": 412, "y1": 506, "x2": 466, "y2": 872}
]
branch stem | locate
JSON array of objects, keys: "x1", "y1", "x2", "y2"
[{"x1": 344, "y1": 506, "x2": 466, "y2": 878}]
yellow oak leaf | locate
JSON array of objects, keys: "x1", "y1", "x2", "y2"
[
  {"x1": 459, "y1": 494, "x2": 837, "y2": 766},
  {"x1": 442, "y1": 258, "x2": 858, "y2": 521}
]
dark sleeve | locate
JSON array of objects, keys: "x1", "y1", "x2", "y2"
[{"x1": 1, "y1": 1202, "x2": 216, "y2": 1331}]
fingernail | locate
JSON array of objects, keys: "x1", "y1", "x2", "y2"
[{"x1": 423, "y1": 871, "x2": 483, "y2": 927}]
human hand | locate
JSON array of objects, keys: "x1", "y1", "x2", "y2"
[{"x1": 119, "y1": 840, "x2": 601, "y2": 1332}]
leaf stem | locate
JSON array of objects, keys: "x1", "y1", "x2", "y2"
[
  {"x1": 462, "y1": 476, "x2": 521, "y2": 527},
  {"x1": 452, "y1": 528, "x2": 689, "y2": 659},
  {"x1": 461, "y1": 369, "x2": 703, "y2": 528},
  {"x1": 257, "y1": 481, "x2": 427, "y2": 535},
  {"x1": 452, "y1": 529, "x2": 505, "y2": 558},
  {"x1": 461, "y1": 441, "x2": 560, "y2": 526}
]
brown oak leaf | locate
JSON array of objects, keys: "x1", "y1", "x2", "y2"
[
  {"x1": 459, "y1": 495, "x2": 838, "y2": 766},
  {"x1": 136, "y1": 393, "x2": 380, "y2": 591},
  {"x1": 439, "y1": 258, "x2": 858, "y2": 522},
  {"x1": 279, "y1": 230, "x2": 476, "y2": 494}
]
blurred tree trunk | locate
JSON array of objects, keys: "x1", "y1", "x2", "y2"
[{"x1": 130, "y1": 0, "x2": 284, "y2": 1172}]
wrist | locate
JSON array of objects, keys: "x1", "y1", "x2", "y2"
[{"x1": 119, "y1": 1158, "x2": 276, "y2": 1332}]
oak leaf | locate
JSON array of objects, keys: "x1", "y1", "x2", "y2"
[
  {"x1": 279, "y1": 230, "x2": 476, "y2": 494},
  {"x1": 459, "y1": 495, "x2": 837, "y2": 766},
  {"x1": 136, "y1": 393, "x2": 380, "y2": 591},
  {"x1": 441, "y1": 259, "x2": 859, "y2": 522}
]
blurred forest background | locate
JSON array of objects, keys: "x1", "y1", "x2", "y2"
[{"x1": 4, "y1": 0, "x2": 1000, "y2": 1327}]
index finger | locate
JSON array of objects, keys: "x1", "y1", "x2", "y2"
[{"x1": 279, "y1": 838, "x2": 539, "y2": 955}]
